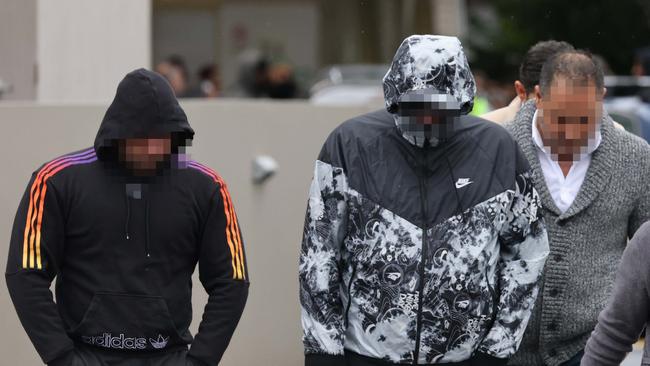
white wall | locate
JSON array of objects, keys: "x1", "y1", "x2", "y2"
[
  {"x1": 0, "y1": 0, "x2": 37, "y2": 100},
  {"x1": 36, "y1": 0, "x2": 152, "y2": 102}
]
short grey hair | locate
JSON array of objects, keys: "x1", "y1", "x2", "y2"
[{"x1": 539, "y1": 50, "x2": 605, "y2": 96}]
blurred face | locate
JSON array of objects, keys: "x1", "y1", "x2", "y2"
[
  {"x1": 121, "y1": 137, "x2": 172, "y2": 174},
  {"x1": 396, "y1": 91, "x2": 461, "y2": 147},
  {"x1": 535, "y1": 77, "x2": 603, "y2": 161}
]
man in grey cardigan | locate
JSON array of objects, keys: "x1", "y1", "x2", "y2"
[{"x1": 505, "y1": 50, "x2": 650, "y2": 366}]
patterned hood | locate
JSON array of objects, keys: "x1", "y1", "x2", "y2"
[{"x1": 383, "y1": 35, "x2": 476, "y2": 147}]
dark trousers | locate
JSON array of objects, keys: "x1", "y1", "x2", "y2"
[
  {"x1": 345, "y1": 351, "x2": 472, "y2": 366},
  {"x1": 560, "y1": 351, "x2": 584, "y2": 366},
  {"x1": 69, "y1": 345, "x2": 189, "y2": 366}
]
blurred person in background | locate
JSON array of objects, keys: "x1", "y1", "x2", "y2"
[
  {"x1": 505, "y1": 50, "x2": 650, "y2": 366},
  {"x1": 5, "y1": 69, "x2": 248, "y2": 366},
  {"x1": 155, "y1": 55, "x2": 190, "y2": 98},
  {"x1": 300, "y1": 34, "x2": 548, "y2": 366},
  {"x1": 197, "y1": 64, "x2": 220, "y2": 98},
  {"x1": 632, "y1": 47, "x2": 650, "y2": 77},
  {"x1": 230, "y1": 49, "x2": 270, "y2": 98},
  {"x1": 267, "y1": 63, "x2": 298, "y2": 99},
  {"x1": 184, "y1": 64, "x2": 221, "y2": 98},
  {"x1": 482, "y1": 40, "x2": 575, "y2": 124}
]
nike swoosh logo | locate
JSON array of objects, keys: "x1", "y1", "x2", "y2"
[{"x1": 455, "y1": 179, "x2": 473, "y2": 189}]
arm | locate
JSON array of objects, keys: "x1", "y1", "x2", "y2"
[
  {"x1": 187, "y1": 182, "x2": 249, "y2": 365},
  {"x1": 5, "y1": 173, "x2": 75, "y2": 365},
  {"x1": 582, "y1": 224, "x2": 650, "y2": 366},
  {"x1": 299, "y1": 160, "x2": 349, "y2": 366},
  {"x1": 476, "y1": 169, "x2": 550, "y2": 362}
]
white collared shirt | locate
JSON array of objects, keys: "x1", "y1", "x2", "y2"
[{"x1": 532, "y1": 110, "x2": 601, "y2": 213}]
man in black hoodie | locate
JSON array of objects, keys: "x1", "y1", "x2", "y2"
[{"x1": 5, "y1": 69, "x2": 249, "y2": 366}]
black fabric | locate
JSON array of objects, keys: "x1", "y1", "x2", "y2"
[
  {"x1": 6, "y1": 69, "x2": 247, "y2": 366},
  {"x1": 470, "y1": 352, "x2": 509, "y2": 366},
  {"x1": 48, "y1": 350, "x2": 75, "y2": 366},
  {"x1": 62, "y1": 346, "x2": 194, "y2": 366},
  {"x1": 305, "y1": 350, "x2": 509, "y2": 366},
  {"x1": 305, "y1": 353, "x2": 347, "y2": 366},
  {"x1": 559, "y1": 351, "x2": 584, "y2": 366},
  {"x1": 318, "y1": 109, "x2": 527, "y2": 227},
  {"x1": 344, "y1": 350, "x2": 477, "y2": 366}
]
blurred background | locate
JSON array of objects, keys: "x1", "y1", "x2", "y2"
[
  {"x1": 2, "y1": 0, "x2": 650, "y2": 113},
  {"x1": 1, "y1": 0, "x2": 649, "y2": 365}
]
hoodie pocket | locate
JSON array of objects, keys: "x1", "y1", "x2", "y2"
[{"x1": 70, "y1": 292, "x2": 188, "y2": 351}]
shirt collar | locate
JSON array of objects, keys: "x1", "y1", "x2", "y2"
[{"x1": 531, "y1": 109, "x2": 602, "y2": 157}]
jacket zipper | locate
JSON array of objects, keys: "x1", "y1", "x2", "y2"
[{"x1": 413, "y1": 159, "x2": 429, "y2": 364}]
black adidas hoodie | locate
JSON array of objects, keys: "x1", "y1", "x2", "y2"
[{"x1": 5, "y1": 69, "x2": 249, "y2": 365}]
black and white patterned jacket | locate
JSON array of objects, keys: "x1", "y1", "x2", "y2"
[{"x1": 299, "y1": 108, "x2": 549, "y2": 365}]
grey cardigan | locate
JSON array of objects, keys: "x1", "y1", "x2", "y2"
[
  {"x1": 582, "y1": 221, "x2": 650, "y2": 366},
  {"x1": 504, "y1": 100, "x2": 650, "y2": 366}
]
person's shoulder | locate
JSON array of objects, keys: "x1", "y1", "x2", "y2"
[
  {"x1": 613, "y1": 126, "x2": 650, "y2": 150},
  {"x1": 31, "y1": 147, "x2": 98, "y2": 180},
  {"x1": 331, "y1": 109, "x2": 394, "y2": 141},
  {"x1": 184, "y1": 160, "x2": 229, "y2": 189},
  {"x1": 480, "y1": 99, "x2": 521, "y2": 125},
  {"x1": 610, "y1": 125, "x2": 650, "y2": 163},
  {"x1": 459, "y1": 114, "x2": 517, "y2": 150},
  {"x1": 319, "y1": 109, "x2": 394, "y2": 163}
]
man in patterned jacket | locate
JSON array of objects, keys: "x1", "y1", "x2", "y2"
[{"x1": 299, "y1": 34, "x2": 550, "y2": 366}]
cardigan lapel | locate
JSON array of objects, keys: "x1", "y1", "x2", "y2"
[
  {"x1": 507, "y1": 100, "x2": 563, "y2": 217},
  {"x1": 558, "y1": 115, "x2": 615, "y2": 221}
]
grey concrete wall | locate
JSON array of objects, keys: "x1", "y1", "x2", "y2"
[
  {"x1": 0, "y1": 100, "x2": 375, "y2": 365},
  {"x1": 0, "y1": 0, "x2": 37, "y2": 100},
  {"x1": 36, "y1": 0, "x2": 151, "y2": 102}
]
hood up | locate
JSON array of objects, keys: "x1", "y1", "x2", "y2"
[
  {"x1": 383, "y1": 35, "x2": 476, "y2": 147},
  {"x1": 94, "y1": 68, "x2": 194, "y2": 164}
]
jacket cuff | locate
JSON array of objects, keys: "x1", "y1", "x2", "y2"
[
  {"x1": 305, "y1": 353, "x2": 346, "y2": 366},
  {"x1": 471, "y1": 352, "x2": 509, "y2": 366},
  {"x1": 47, "y1": 350, "x2": 75, "y2": 366}
]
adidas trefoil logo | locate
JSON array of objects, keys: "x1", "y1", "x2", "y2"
[{"x1": 149, "y1": 334, "x2": 169, "y2": 349}]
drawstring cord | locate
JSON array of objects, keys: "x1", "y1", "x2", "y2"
[
  {"x1": 124, "y1": 184, "x2": 151, "y2": 259},
  {"x1": 125, "y1": 195, "x2": 131, "y2": 240},
  {"x1": 145, "y1": 200, "x2": 150, "y2": 258}
]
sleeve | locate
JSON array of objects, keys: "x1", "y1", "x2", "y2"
[
  {"x1": 581, "y1": 224, "x2": 650, "y2": 366},
  {"x1": 299, "y1": 159, "x2": 349, "y2": 366},
  {"x1": 5, "y1": 172, "x2": 76, "y2": 364},
  {"x1": 187, "y1": 182, "x2": 249, "y2": 365},
  {"x1": 476, "y1": 166, "x2": 550, "y2": 360}
]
